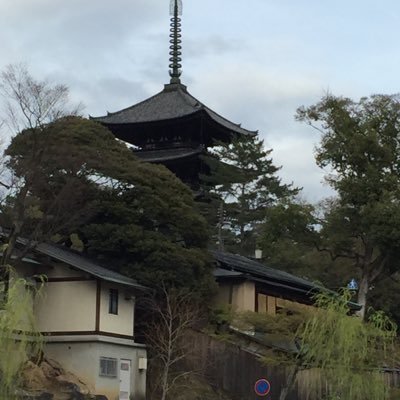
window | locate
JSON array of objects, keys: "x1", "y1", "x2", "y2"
[
  {"x1": 109, "y1": 289, "x2": 119, "y2": 315},
  {"x1": 99, "y1": 357, "x2": 117, "y2": 377}
]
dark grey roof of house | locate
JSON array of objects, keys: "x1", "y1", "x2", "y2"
[
  {"x1": 92, "y1": 83, "x2": 257, "y2": 137},
  {"x1": 213, "y1": 267, "x2": 244, "y2": 278},
  {"x1": 134, "y1": 147, "x2": 203, "y2": 163},
  {"x1": 212, "y1": 250, "x2": 318, "y2": 291},
  {"x1": 212, "y1": 251, "x2": 361, "y2": 310},
  {"x1": 33, "y1": 242, "x2": 148, "y2": 291}
]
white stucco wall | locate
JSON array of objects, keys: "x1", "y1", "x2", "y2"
[
  {"x1": 34, "y1": 281, "x2": 97, "y2": 332},
  {"x1": 99, "y1": 282, "x2": 135, "y2": 337}
]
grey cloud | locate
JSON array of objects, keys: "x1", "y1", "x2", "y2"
[
  {"x1": 184, "y1": 35, "x2": 246, "y2": 59},
  {"x1": 3, "y1": 0, "x2": 395, "y2": 202}
]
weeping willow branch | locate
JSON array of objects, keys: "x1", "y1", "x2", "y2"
[
  {"x1": 0, "y1": 265, "x2": 44, "y2": 398},
  {"x1": 296, "y1": 289, "x2": 397, "y2": 400}
]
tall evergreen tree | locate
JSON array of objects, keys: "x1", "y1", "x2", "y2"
[
  {"x1": 203, "y1": 135, "x2": 298, "y2": 255},
  {"x1": 2, "y1": 116, "x2": 213, "y2": 296}
]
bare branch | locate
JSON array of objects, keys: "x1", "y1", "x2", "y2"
[
  {"x1": 0, "y1": 63, "x2": 84, "y2": 134},
  {"x1": 143, "y1": 284, "x2": 202, "y2": 400}
]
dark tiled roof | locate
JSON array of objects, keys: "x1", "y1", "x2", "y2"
[
  {"x1": 213, "y1": 267, "x2": 244, "y2": 278},
  {"x1": 33, "y1": 242, "x2": 148, "y2": 291},
  {"x1": 134, "y1": 147, "x2": 203, "y2": 162},
  {"x1": 92, "y1": 83, "x2": 257, "y2": 137},
  {"x1": 212, "y1": 251, "x2": 361, "y2": 310},
  {"x1": 212, "y1": 250, "x2": 318, "y2": 291}
]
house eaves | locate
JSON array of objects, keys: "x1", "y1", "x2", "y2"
[{"x1": 8, "y1": 236, "x2": 149, "y2": 292}]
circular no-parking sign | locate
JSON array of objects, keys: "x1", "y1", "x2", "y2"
[{"x1": 254, "y1": 378, "x2": 271, "y2": 396}]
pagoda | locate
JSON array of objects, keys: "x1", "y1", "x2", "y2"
[{"x1": 92, "y1": 0, "x2": 256, "y2": 188}]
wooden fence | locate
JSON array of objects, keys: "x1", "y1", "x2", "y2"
[{"x1": 183, "y1": 330, "x2": 400, "y2": 400}]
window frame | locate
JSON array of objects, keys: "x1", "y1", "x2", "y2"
[
  {"x1": 99, "y1": 357, "x2": 118, "y2": 378},
  {"x1": 109, "y1": 288, "x2": 119, "y2": 315}
]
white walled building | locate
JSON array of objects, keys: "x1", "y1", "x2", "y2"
[{"x1": 16, "y1": 242, "x2": 148, "y2": 400}]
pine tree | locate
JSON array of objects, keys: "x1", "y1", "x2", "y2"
[{"x1": 203, "y1": 135, "x2": 298, "y2": 255}]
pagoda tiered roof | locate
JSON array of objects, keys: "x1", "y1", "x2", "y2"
[
  {"x1": 92, "y1": 83, "x2": 257, "y2": 137},
  {"x1": 91, "y1": 0, "x2": 257, "y2": 187}
]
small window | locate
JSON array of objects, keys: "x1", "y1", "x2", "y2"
[
  {"x1": 109, "y1": 289, "x2": 119, "y2": 315},
  {"x1": 99, "y1": 357, "x2": 117, "y2": 377}
]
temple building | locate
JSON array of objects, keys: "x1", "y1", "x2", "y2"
[{"x1": 92, "y1": 0, "x2": 256, "y2": 188}]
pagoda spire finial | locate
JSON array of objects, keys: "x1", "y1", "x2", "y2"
[{"x1": 169, "y1": 0, "x2": 183, "y2": 84}]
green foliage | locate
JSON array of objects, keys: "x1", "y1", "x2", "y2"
[
  {"x1": 368, "y1": 277, "x2": 400, "y2": 327},
  {"x1": 80, "y1": 159, "x2": 214, "y2": 295},
  {"x1": 2, "y1": 116, "x2": 214, "y2": 296},
  {"x1": 262, "y1": 201, "x2": 317, "y2": 246},
  {"x1": 389, "y1": 388, "x2": 400, "y2": 399},
  {"x1": 166, "y1": 374, "x2": 232, "y2": 400},
  {"x1": 3, "y1": 116, "x2": 123, "y2": 241},
  {"x1": 260, "y1": 200, "x2": 322, "y2": 277},
  {"x1": 203, "y1": 135, "x2": 298, "y2": 254},
  {"x1": 298, "y1": 289, "x2": 397, "y2": 400},
  {"x1": 297, "y1": 94, "x2": 400, "y2": 316},
  {"x1": 208, "y1": 306, "x2": 234, "y2": 331},
  {"x1": 236, "y1": 304, "x2": 313, "y2": 338},
  {"x1": 0, "y1": 266, "x2": 43, "y2": 398}
]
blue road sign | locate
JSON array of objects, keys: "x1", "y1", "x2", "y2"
[
  {"x1": 347, "y1": 278, "x2": 358, "y2": 291},
  {"x1": 254, "y1": 378, "x2": 271, "y2": 396}
]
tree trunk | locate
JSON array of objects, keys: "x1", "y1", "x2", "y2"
[
  {"x1": 1, "y1": 184, "x2": 30, "y2": 267},
  {"x1": 356, "y1": 272, "x2": 369, "y2": 320},
  {"x1": 160, "y1": 363, "x2": 169, "y2": 400},
  {"x1": 217, "y1": 201, "x2": 224, "y2": 251}
]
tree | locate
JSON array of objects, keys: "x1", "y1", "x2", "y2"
[
  {"x1": 80, "y1": 158, "x2": 214, "y2": 294},
  {"x1": 0, "y1": 66, "x2": 213, "y2": 294},
  {"x1": 2, "y1": 115, "x2": 214, "y2": 295},
  {"x1": 204, "y1": 135, "x2": 298, "y2": 255},
  {"x1": 260, "y1": 200, "x2": 317, "y2": 269},
  {"x1": 259, "y1": 200, "x2": 358, "y2": 291},
  {"x1": 0, "y1": 63, "x2": 81, "y2": 134},
  {"x1": 0, "y1": 66, "x2": 92, "y2": 396},
  {"x1": 224, "y1": 290, "x2": 397, "y2": 400},
  {"x1": 142, "y1": 285, "x2": 202, "y2": 400},
  {"x1": 297, "y1": 290, "x2": 397, "y2": 400},
  {"x1": 1, "y1": 116, "x2": 120, "y2": 266},
  {"x1": 368, "y1": 276, "x2": 400, "y2": 327},
  {"x1": 297, "y1": 94, "x2": 400, "y2": 318},
  {"x1": 0, "y1": 265, "x2": 43, "y2": 398},
  {"x1": 0, "y1": 66, "x2": 214, "y2": 395},
  {"x1": 0, "y1": 65, "x2": 84, "y2": 266}
]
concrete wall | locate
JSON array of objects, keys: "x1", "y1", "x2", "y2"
[{"x1": 45, "y1": 338, "x2": 147, "y2": 400}]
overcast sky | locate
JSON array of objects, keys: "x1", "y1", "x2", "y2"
[{"x1": 1, "y1": 0, "x2": 400, "y2": 202}]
